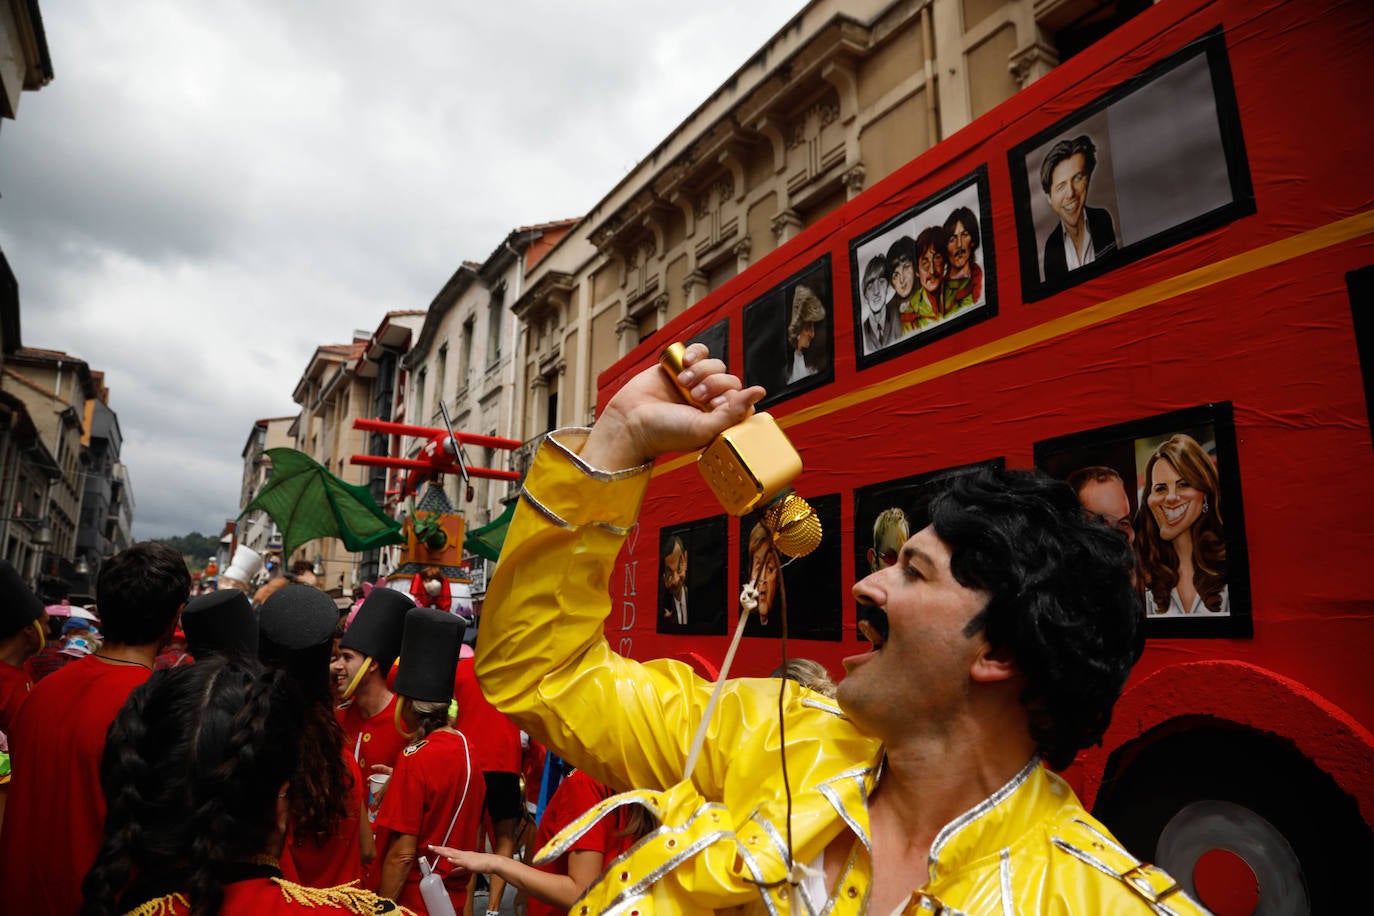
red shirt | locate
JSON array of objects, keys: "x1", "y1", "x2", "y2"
[
  {"x1": 22, "y1": 643, "x2": 72, "y2": 683},
  {"x1": 453, "y1": 657, "x2": 521, "y2": 773},
  {"x1": 374, "y1": 729, "x2": 485, "y2": 911},
  {"x1": 527, "y1": 771, "x2": 637, "y2": 916},
  {"x1": 281, "y1": 749, "x2": 366, "y2": 888},
  {"x1": 0, "y1": 655, "x2": 150, "y2": 915},
  {"x1": 0, "y1": 658, "x2": 32, "y2": 738},
  {"x1": 335, "y1": 693, "x2": 409, "y2": 776}
]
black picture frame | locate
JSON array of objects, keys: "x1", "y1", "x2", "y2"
[
  {"x1": 851, "y1": 458, "x2": 1003, "y2": 635},
  {"x1": 1009, "y1": 28, "x2": 1255, "y2": 302},
  {"x1": 688, "y1": 319, "x2": 730, "y2": 370},
  {"x1": 1034, "y1": 402, "x2": 1252, "y2": 638},
  {"x1": 849, "y1": 166, "x2": 997, "y2": 370},
  {"x1": 656, "y1": 515, "x2": 729, "y2": 636},
  {"x1": 742, "y1": 256, "x2": 835, "y2": 408},
  {"x1": 737, "y1": 493, "x2": 843, "y2": 642}
]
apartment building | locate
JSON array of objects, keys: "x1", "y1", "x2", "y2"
[{"x1": 508, "y1": 0, "x2": 1143, "y2": 442}]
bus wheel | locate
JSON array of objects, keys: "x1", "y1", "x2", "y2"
[
  {"x1": 1155, "y1": 799, "x2": 1303, "y2": 915},
  {"x1": 1093, "y1": 723, "x2": 1372, "y2": 916}
]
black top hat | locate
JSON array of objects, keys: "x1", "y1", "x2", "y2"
[
  {"x1": 257, "y1": 584, "x2": 338, "y2": 677},
  {"x1": 181, "y1": 589, "x2": 259, "y2": 660},
  {"x1": 394, "y1": 607, "x2": 463, "y2": 704},
  {"x1": 0, "y1": 559, "x2": 44, "y2": 639},
  {"x1": 339, "y1": 586, "x2": 413, "y2": 673}
]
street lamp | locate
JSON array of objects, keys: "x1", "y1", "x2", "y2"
[{"x1": 74, "y1": 556, "x2": 91, "y2": 576}]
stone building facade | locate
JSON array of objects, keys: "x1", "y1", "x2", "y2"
[{"x1": 509, "y1": 0, "x2": 1141, "y2": 443}]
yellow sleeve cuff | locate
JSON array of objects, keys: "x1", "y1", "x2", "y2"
[{"x1": 519, "y1": 428, "x2": 653, "y2": 533}]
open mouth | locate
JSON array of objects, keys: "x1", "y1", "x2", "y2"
[{"x1": 857, "y1": 608, "x2": 888, "y2": 649}]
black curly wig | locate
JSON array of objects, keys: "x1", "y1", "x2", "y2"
[{"x1": 929, "y1": 466, "x2": 1143, "y2": 770}]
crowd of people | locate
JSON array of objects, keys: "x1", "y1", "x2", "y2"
[
  {"x1": 0, "y1": 344, "x2": 1211, "y2": 914},
  {"x1": 0, "y1": 546, "x2": 670, "y2": 916}
]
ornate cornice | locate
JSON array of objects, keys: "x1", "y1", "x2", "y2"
[{"x1": 511, "y1": 270, "x2": 576, "y2": 321}]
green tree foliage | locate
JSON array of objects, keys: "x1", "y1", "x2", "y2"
[{"x1": 154, "y1": 532, "x2": 220, "y2": 573}]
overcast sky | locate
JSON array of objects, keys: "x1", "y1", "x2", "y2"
[{"x1": 2, "y1": 0, "x2": 805, "y2": 539}]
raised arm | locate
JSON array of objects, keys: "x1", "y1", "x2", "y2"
[{"x1": 475, "y1": 346, "x2": 764, "y2": 792}]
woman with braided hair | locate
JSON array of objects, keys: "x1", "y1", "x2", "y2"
[{"x1": 80, "y1": 658, "x2": 407, "y2": 916}]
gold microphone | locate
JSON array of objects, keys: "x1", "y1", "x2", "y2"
[{"x1": 659, "y1": 343, "x2": 821, "y2": 558}]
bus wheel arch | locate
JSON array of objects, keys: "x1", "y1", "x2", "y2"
[{"x1": 1087, "y1": 661, "x2": 1374, "y2": 914}]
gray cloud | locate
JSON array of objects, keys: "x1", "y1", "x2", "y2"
[{"x1": 1, "y1": 0, "x2": 802, "y2": 538}]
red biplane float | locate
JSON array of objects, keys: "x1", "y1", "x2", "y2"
[
  {"x1": 350, "y1": 418, "x2": 521, "y2": 499},
  {"x1": 349, "y1": 413, "x2": 523, "y2": 610}
]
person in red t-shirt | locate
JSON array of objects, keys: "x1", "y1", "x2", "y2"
[
  {"x1": 259, "y1": 584, "x2": 374, "y2": 888},
  {"x1": 453, "y1": 642, "x2": 524, "y2": 916},
  {"x1": 0, "y1": 559, "x2": 47, "y2": 739},
  {"x1": 0, "y1": 541, "x2": 190, "y2": 916},
  {"x1": 152, "y1": 626, "x2": 194, "y2": 669},
  {"x1": 333, "y1": 586, "x2": 413, "y2": 784},
  {"x1": 376, "y1": 607, "x2": 485, "y2": 912},
  {"x1": 433, "y1": 768, "x2": 649, "y2": 916},
  {"x1": 81, "y1": 658, "x2": 406, "y2": 915}
]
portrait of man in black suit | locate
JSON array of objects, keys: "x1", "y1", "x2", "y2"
[{"x1": 1039, "y1": 135, "x2": 1118, "y2": 281}]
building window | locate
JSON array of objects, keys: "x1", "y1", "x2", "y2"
[
  {"x1": 415, "y1": 368, "x2": 427, "y2": 422},
  {"x1": 435, "y1": 346, "x2": 448, "y2": 413},
  {"x1": 486, "y1": 289, "x2": 504, "y2": 367},
  {"x1": 460, "y1": 318, "x2": 475, "y2": 388}
]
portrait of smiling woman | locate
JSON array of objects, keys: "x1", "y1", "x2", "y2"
[{"x1": 1134, "y1": 434, "x2": 1228, "y2": 617}]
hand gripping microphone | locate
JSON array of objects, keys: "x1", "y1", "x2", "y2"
[{"x1": 658, "y1": 343, "x2": 820, "y2": 559}]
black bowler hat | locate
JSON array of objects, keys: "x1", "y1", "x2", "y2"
[
  {"x1": 257, "y1": 584, "x2": 339, "y2": 677},
  {"x1": 340, "y1": 586, "x2": 413, "y2": 673},
  {"x1": 394, "y1": 607, "x2": 463, "y2": 703},
  {"x1": 0, "y1": 559, "x2": 44, "y2": 639},
  {"x1": 181, "y1": 589, "x2": 259, "y2": 660}
]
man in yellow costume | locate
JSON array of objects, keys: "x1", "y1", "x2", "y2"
[{"x1": 470, "y1": 344, "x2": 1205, "y2": 914}]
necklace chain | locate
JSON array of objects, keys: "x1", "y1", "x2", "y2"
[{"x1": 94, "y1": 653, "x2": 154, "y2": 671}]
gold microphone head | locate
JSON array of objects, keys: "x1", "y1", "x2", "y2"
[{"x1": 763, "y1": 491, "x2": 822, "y2": 558}]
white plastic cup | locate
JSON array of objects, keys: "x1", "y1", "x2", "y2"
[{"x1": 367, "y1": 773, "x2": 390, "y2": 821}]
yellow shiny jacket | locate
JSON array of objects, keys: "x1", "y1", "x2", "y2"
[{"x1": 477, "y1": 431, "x2": 1209, "y2": 915}]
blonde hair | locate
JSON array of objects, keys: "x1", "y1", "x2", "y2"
[{"x1": 771, "y1": 658, "x2": 837, "y2": 698}]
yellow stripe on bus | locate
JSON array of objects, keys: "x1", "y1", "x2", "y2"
[{"x1": 652, "y1": 209, "x2": 1374, "y2": 479}]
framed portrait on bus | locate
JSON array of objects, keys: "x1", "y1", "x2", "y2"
[
  {"x1": 688, "y1": 318, "x2": 729, "y2": 369},
  {"x1": 742, "y1": 256, "x2": 834, "y2": 408},
  {"x1": 1034, "y1": 402, "x2": 1252, "y2": 639},
  {"x1": 852, "y1": 458, "x2": 1003, "y2": 637},
  {"x1": 1009, "y1": 28, "x2": 1254, "y2": 302},
  {"x1": 848, "y1": 166, "x2": 997, "y2": 370},
  {"x1": 656, "y1": 515, "x2": 729, "y2": 637},
  {"x1": 737, "y1": 493, "x2": 843, "y2": 642}
]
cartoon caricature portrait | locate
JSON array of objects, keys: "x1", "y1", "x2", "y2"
[
  {"x1": 1135, "y1": 433, "x2": 1229, "y2": 618},
  {"x1": 657, "y1": 516, "x2": 728, "y2": 636},
  {"x1": 661, "y1": 536, "x2": 689, "y2": 626},
  {"x1": 1038, "y1": 134, "x2": 1120, "y2": 282},
  {"x1": 1010, "y1": 33, "x2": 1254, "y2": 300},
  {"x1": 742, "y1": 257, "x2": 834, "y2": 408},
  {"x1": 849, "y1": 168, "x2": 996, "y2": 369},
  {"x1": 1034, "y1": 403, "x2": 1251, "y2": 639},
  {"x1": 737, "y1": 494, "x2": 842, "y2": 642}
]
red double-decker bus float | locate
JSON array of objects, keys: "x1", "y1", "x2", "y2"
[{"x1": 593, "y1": 0, "x2": 1374, "y2": 911}]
